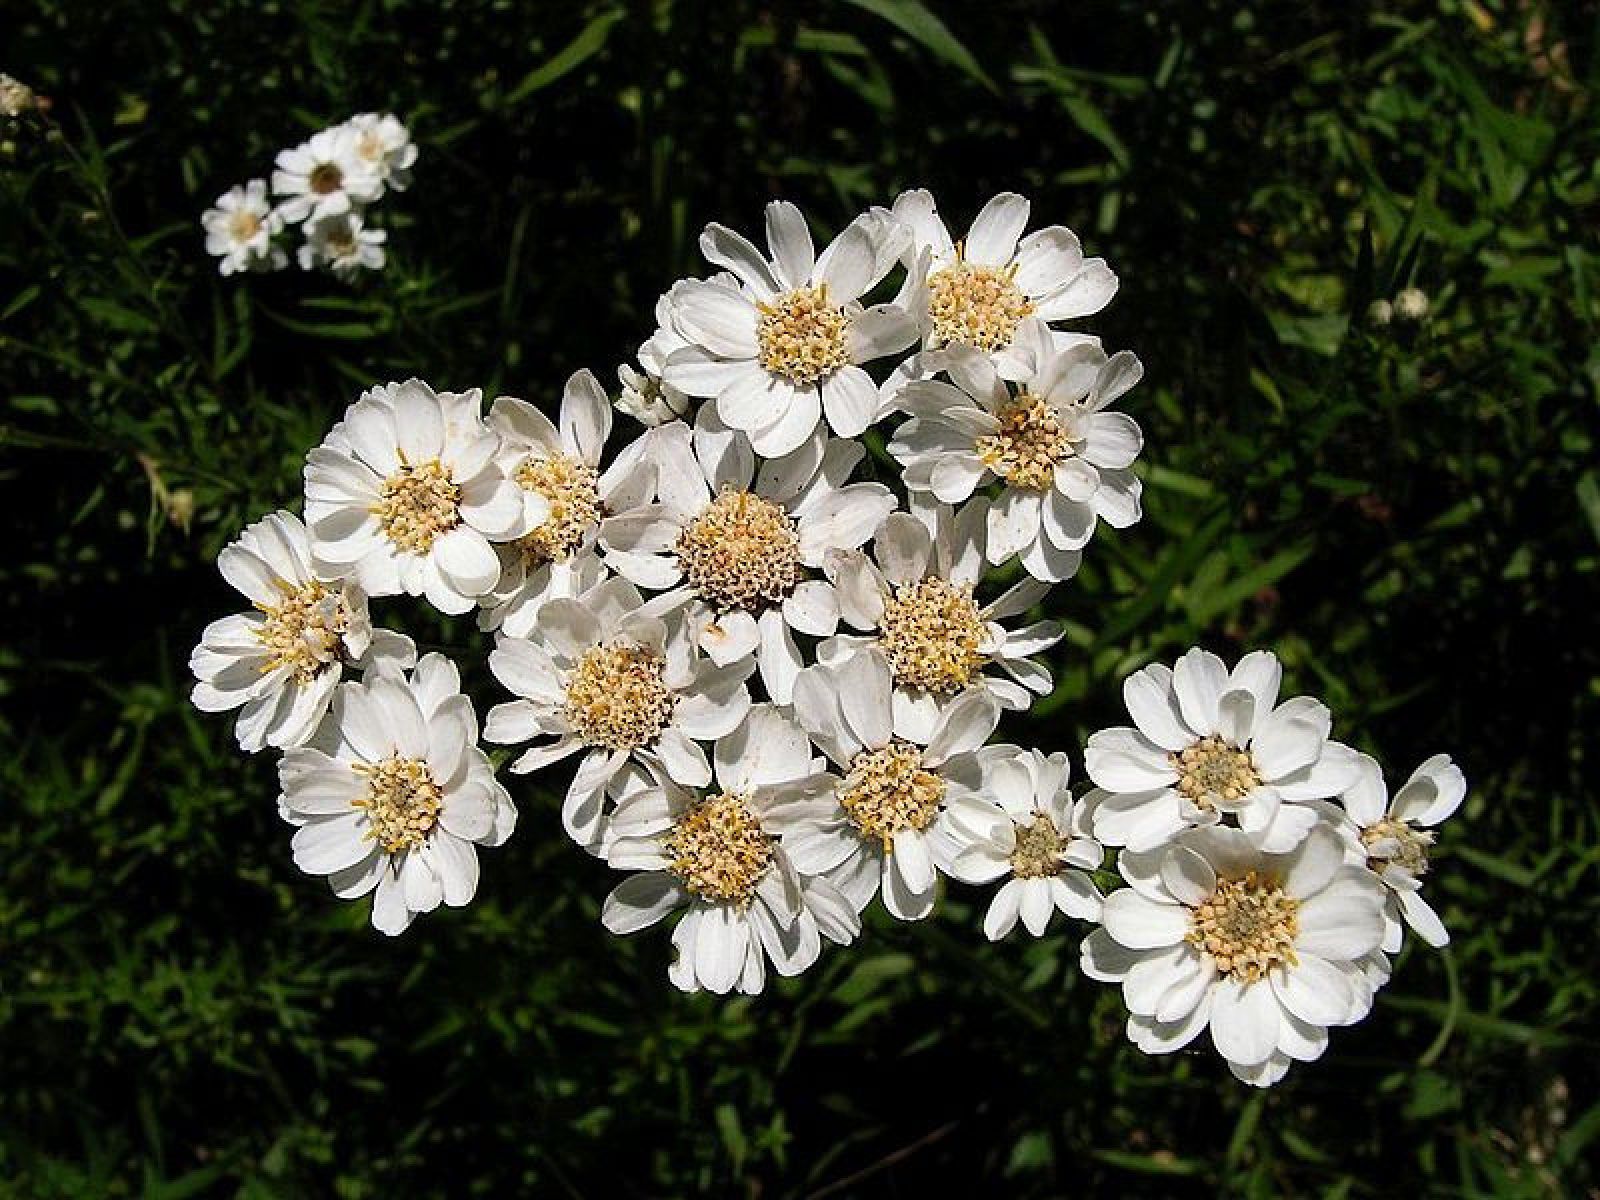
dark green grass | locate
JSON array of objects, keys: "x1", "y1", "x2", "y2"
[{"x1": 2, "y1": 1, "x2": 1598, "y2": 1194}]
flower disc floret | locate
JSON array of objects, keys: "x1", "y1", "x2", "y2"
[
  {"x1": 676, "y1": 490, "x2": 802, "y2": 612},
  {"x1": 1185, "y1": 870, "x2": 1300, "y2": 983},
  {"x1": 354, "y1": 756, "x2": 444, "y2": 853},
  {"x1": 1172, "y1": 734, "x2": 1261, "y2": 811},
  {"x1": 974, "y1": 392, "x2": 1071, "y2": 490},
  {"x1": 839, "y1": 741, "x2": 945, "y2": 849},
  {"x1": 563, "y1": 643, "x2": 675, "y2": 751},
  {"x1": 1361, "y1": 817, "x2": 1434, "y2": 875},
  {"x1": 1008, "y1": 813, "x2": 1065, "y2": 879},
  {"x1": 877, "y1": 578, "x2": 986, "y2": 694},
  {"x1": 927, "y1": 251, "x2": 1035, "y2": 352},
  {"x1": 756, "y1": 284, "x2": 851, "y2": 386},
  {"x1": 663, "y1": 791, "x2": 775, "y2": 905},
  {"x1": 376, "y1": 458, "x2": 461, "y2": 553},
  {"x1": 514, "y1": 453, "x2": 602, "y2": 567},
  {"x1": 255, "y1": 580, "x2": 349, "y2": 683},
  {"x1": 308, "y1": 162, "x2": 345, "y2": 195}
]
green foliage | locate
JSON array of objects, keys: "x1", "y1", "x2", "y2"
[{"x1": 3, "y1": 0, "x2": 1597, "y2": 1194}]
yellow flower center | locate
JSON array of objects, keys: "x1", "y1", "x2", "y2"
[
  {"x1": 756, "y1": 284, "x2": 852, "y2": 386},
  {"x1": 563, "y1": 642, "x2": 675, "y2": 751},
  {"x1": 353, "y1": 755, "x2": 443, "y2": 854},
  {"x1": 357, "y1": 129, "x2": 385, "y2": 163},
  {"x1": 676, "y1": 489, "x2": 801, "y2": 612},
  {"x1": 974, "y1": 391, "x2": 1073, "y2": 491},
  {"x1": 877, "y1": 578, "x2": 987, "y2": 695},
  {"x1": 308, "y1": 162, "x2": 344, "y2": 195},
  {"x1": 1361, "y1": 817, "x2": 1433, "y2": 876},
  {"x1": 926, "y1": 246, "x2": 1034, "y2": 352},
  {"x1": 1170, "y1": 735, "x2": 1262, "y2": 812},
  {"x1": 1009, "y1": 813, "x2": 1065, "y2": 879},
  {"x1": 514, "y1": 452, "x2": 602, "y2": 568},
  {"x1": 1185, "y1": 871, "x2": 1300, "y2": 983},
  {"x1": 839, "y1": 741, "x2": 945, "y2": 851},
  {"x1": 254, "y1": 580, "x2": 349, "y2": 684},
  {"x1": 375, "y1": 458, "x2": 461, "y2": 554},
  {"x1": 228, "y1": 209, "x2": 263, "y2": 242},
  {"x1": 663, "y1": 791, "x2": 775, "y2": 906}
]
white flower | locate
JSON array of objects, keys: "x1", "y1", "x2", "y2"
[
  {"x1": 944, "y1": 747, "x2": 1103, "y2": 939},
  {"x1": 890, "y1": 188, "x2": 1118, "y2": 359},
  {"x1": 600, "y1": 705, "x2": 861, "y2": 995},
  {"x1": 822, "y1": 505, "x2": 1062, "y2": 741},
  {"x1": 887, "y1": 322, "x2": 1144, "y2": 582},
  {"x1": 201, "y1": 180, "x2": 286, "y2": 276},
  {"x1": 271, "y1": 125, "x2": 382, "y2": 224},
  {"x1": 476, "y1": 369, "x2": 657, "y2": 638},
  {"x1": 661, "y1": 201, "x2": 916, "y2": 456},
  {"x1": 600, "y1": 407, "x2": 895, "y2": 703},
  {"x1": 341, "y1": 112, "x2": 417, "y2": 190},
  {"x1": 297, "y1": 210, "x2": 387, "y2": 279},
  {"x1": 303, "y1": 379, "x2": 530, "y2": 614},
  {"x1": 779, "y1": 648, "x2": 1002, "y2": 920},
  {"x1": 617, "y1": 290, "x2": 694, "y2": 426},
  {"x1": 189, "y1": 510, "x2": 415, "y2": 751},
  {"x1": 484, "y1": 575, "x2": 754, "y2": 853},
  {"x1": 1080, "y1": 825, "x2": 1387, "y2": 1087},
  {"x1": 277, "y1": 653, "x2": 517, "y2": 936},
  {"x1": 1085, "y1": 648, "x2": 1362, "y2": 854},
  {"x1": 1331, "y1": 752, "x2": 1465, "y2": 950},
  {"x1": 1394, "y1": 286, "x2": 1430, "y2": 321},
  {"x1": 0, "y1": 73, "x2": 37, "y2": 118}
]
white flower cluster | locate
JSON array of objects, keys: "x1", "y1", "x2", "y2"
[
  {"x1": 191, "y1": 189, "x2": 1466, "y2": 1087},
  {"x1": 200, "y1": 113, "x2": 416, "y2": 279}
]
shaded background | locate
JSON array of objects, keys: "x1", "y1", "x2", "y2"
[{"x1": 3, "y1": 0, "x2": 1598, "y2": 1194}]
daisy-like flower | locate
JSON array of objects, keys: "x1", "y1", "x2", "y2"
[
  {"x1": 600, "y1": 705, "x2": 861, "y2": 995},
  {"x1": 201, "y1": 180, "x2": 286, "y2": 276},
  {"x1": 271, "y1": 125, "x2": 382, "y2": 224},
  {"x1": 617, "y1": 290, "x2": 694, "y2": 427},
  {"x1": 890, "y1": 189, "x2": 1118, "y2": 361},
  {"x1": 476, "y1": 369, "x2": 657, "y2": 638},
  {"x1": 944, "y1": 747, "x2": 1103, "y2": 939},
  {"x1": 277, "y1": 653, "x2": 517, "y2": 936},
  {"x1": 297, "y1": 210, "x2": 387, "y2": 279},
  {"x1": 661, "y1": 201, "x2": 916, "y2": 456},
  {"x1": 887, "y1": 322, "x2": 1145, "y2": 582},
  {"x1": 484, "y1": 575, "x2": 754, "y2": 851},
  {"x1": 303, "y1": 379, "x2": 531, "y2": 615},
  {"x1": 600, "y1": 408, "x2": 895, "y2": 703},
  {"x1": 342, "y1": 111, "x2": 417, "y2": 191},
  {"x1": 823, "y1": 505, "x2": 1062, "y2": 741},
  {"x1": 1331, "y1": 752, "x2": 1465, "y2": 950},
  {"x1": 189, "y1": 510, "x2": 415, "y2": 751},
  {"x1": 1085, "y1": 648, "x2": 1361, "y2": 854},
  {"x1": 1080, "y1": 825, "x2": 1387, "y2": 1087},
  {"x1": 780, "y1": 649, "x2": 1002, "y2": 920}
]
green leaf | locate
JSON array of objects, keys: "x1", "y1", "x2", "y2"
[
  {"x1": 504, "y1": 10, "x2": 625, "y2": 106},
  {"x1": 840, "y1": 0, "x2": 994, "y2": 92}
]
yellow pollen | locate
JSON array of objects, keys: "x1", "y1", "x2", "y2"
[
  {"x1": 375, "y1": 458, "x2": 461, "y2": 554},
  {"x1": 1009, "y1": 813, "x2": 1065, "y2": 879},
  {"x1": 1171, "y1": 735, "x2": 1261, "y2": 811},
  {"x1": 1361, "y1": 817, "x2": 1433, "y2": 876},
  {"x1": 756, "y1": 284, "x2": 851, "y2": 386},
  {"x1": 254, "y1": 579, "x2": 349, "y2": 684},
  {"x1": 839, "y1": 741, "x2": 945, "y2": 851},
  {"x1": 353, "y1": 756, "x2": 443, "y2": 854},
  {"x1": 514, "y1": 453, "x2": 602, "y2": 568},
  {"x1": 663, "y1": 791, "x2": 775, "y2": 906},
  {"x1": 1185, "y1": 871, "x2": 1300, "y2": 983},
  {"x1": 877, "y1": 578, "x2": 986, "y2": 694},
  {"x1": 975, "y1": 391, "x2": 1073, "y2": 491},
  {"x1": 563, "y1": 642, "x2": 675, "y2": 751},
  {"x1": 926, "y1": 244, "x2": 1035, "y2": 352},
  {"x1": 308, "y1": 162, "x2": 344, "y2": 195},
  {"x1": 356, "y1": 130, "x2": 385, "y2": 162},
  {"x1": 227, "y1": 209, "x2": 262, "y2": 241},
  {"x1": 676, "y1": 489, "x2": 801, "y2": 612}
]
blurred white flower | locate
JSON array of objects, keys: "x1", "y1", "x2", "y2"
[
  {"x1": 272, "y1": 125, "x2": 382, "y2": 223},
  {"x1": 0, "y1": 73, "x2": 37, "y2": 117},
  {"x1": 341, "y1": 111, "x2": 417, "y2": 190},
  {"x1": 277, "y1": 653, "x2": 516, "y2": 936},
  {"x1": 303, "y1": 379, "x2": 531, "y2": 613},
  {"x1": 1081, "y1": 825, "x2": 1388, "y2": 1087},
  {"x1": 944, "y1": 747, "x2": 1102, "y2": 939},
  {"x1": 1394, "y1": 286, "x2": 1430, "y2": 321},
  {"x1": 661, "y1": 201, "x2": 916, "y2": 456},
  {"x1": 201, "y1": 180, "x2": 286, "y2": 275},
  {"x1": 1085, "y1": 648, "x2": 1361, "y2": 854},
  {"x1": 189, "y1": 510, "x2": 413, "y2": 751},
  {"x1": 600, "y1": 705, "x2": 860, "y2": 995},
  {"x1": 297, "y1": 209, "x2": 387, "y2": 279}
]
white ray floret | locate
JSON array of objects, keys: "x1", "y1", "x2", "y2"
[
  {"x1": 201, "y1": 180, "x2": 286, "y2": 275},
  {"x1": 303, "y1": 379, "x2": 531, "y2": 615},
  {"x1": 340, "y1": 111, "x2": 418, "y2": 191},
  {"x1": 660, "y1": 201, "x2": 915, "y2": 456},
  {"x1": 271, "y1": 125, "x2": 382, "y2": 224},
  {"x1": 484, "y1": 575, "x2": 754, "y2": 853},
  {"x1": 277, "y1": 653, "x2": 517, "y2": 936},
  {"x1": 600, "y1": 408, "x2": 895, "y2": 703},
  {"x1": 1080, "y1": 825, "x2": 1387, "y2": 1087},
  {"x1": 1085, "y1": 648, "x2": 1362, "y2": 854},
  {"x1": 600, "y1": 705, "x2": 861, "y2": 995},
  {"x1": 617, "y1": 289, "x2": 695, "y2": 427},
  {"x1": 297, "y1": 210, "x2": 387, "y2": 278}
]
